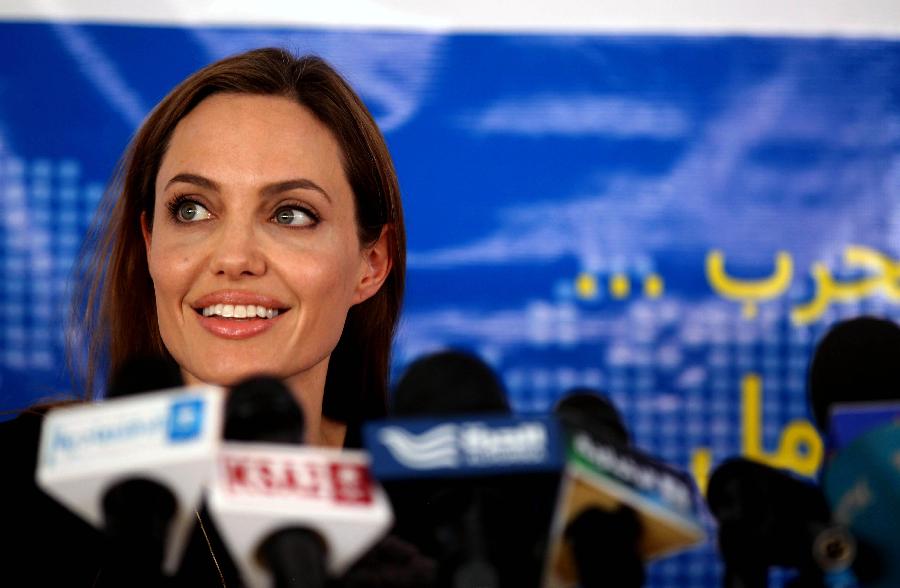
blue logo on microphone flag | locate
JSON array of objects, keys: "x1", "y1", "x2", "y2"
[
  {"x1": 827, "y1": 402, "x2": 900, "y2": 451},
  {"x1": 167, "y1": 397, "x2": 204, "y2": 442},
  {"x1": 2, "y1": 17, "x2": 899, "y2": 587}
]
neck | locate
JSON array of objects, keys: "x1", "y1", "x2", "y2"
[
  {"x1": 182, "y1": 361, "x2": 347, "y2": 448},
  {"x1": 282, "y1": 359, "x2": 347, "y2": 448}
]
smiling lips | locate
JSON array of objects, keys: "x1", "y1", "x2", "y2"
[{"x1": 192, "y1": 292, "x2": 289, "y2": 340}]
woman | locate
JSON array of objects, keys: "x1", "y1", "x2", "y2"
[
  {"x1": 5, "y1": 47, "x2": 417, "y2": 586},
  {"x1": 76, "y1": 46, "x2": 405, "y2": 448}
]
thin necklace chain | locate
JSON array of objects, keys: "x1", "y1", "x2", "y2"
[{"x1": 195, "y1": 509, "x2": 227, "y2": 587}]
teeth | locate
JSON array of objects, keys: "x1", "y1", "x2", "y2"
[{"x1": 200, "y1": 303, "x2": 281, "y2": 319}]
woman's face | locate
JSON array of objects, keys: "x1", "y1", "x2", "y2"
[{"x1": 144, "y1": 93, "x2": 386, "y2": 393}]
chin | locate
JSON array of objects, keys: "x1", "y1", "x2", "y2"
[{"x1": 186, "y1": 360, "x2": 286, "y2": 388}]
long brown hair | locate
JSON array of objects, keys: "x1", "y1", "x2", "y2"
[{"x1": 72, "y1": 48, "x2": 405, "y2": 425}]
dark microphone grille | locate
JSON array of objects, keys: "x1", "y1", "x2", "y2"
[
  {"x1": 554, "y1": 387, "x2": 630, "y2": 447},
  {"x1": 707, "y1": 457, "x2": 831, "y2": 569},
  {"x1": 107, "y1": 354, "x2": 184, "y2": 399},
  {"x1": 391, "y1": 350, "x2": 510, "y2": 417},
  {"x1": 808, "y1": 316, "x2": 900, "y2": 432},
  {"x1": 225, "y1": 376, "x2": 305, "y2": 444}
]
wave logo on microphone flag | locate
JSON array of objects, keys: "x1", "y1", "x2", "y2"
[
  {"x1": 366, "y1": 416, "x2": 564, "y2": 478},
  {"x1": 377, "y1": 424, "x2": 460, "y2": 469}
]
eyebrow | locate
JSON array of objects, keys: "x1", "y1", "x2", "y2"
[
  {"x1": 165, "y1": 173, "x2": 219, "y2": 192},
  {"x1": 164, "y1": 173, "x2": 332, "y2": 203},
  {"x1": 262, "y1": 179, "x2": 332, "y2": 203}
]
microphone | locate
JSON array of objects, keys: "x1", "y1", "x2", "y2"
[
  {"x1": 35, "y1": 355, "x2": 224, "y2": 579},
  {"x1": 821, "y1": 420, "x2": 897, "y2": 588},
  {"x1": 547, "y1": 390, "x2": 641, "y2": 587},
  {"x1": 369, "y1": 349, "x2": 562, "y2": 588},
  {"x1": 106, "y1": 354, "x2": 185, "y2": 399},
  {"x1": 543, "y1": 389, "x2": 705, "y2": 588},
  {"x1": 206, "y1": 376, "x2": 394, "y2": 588},
  {"x1": 807, "y1": 316, "x2": 900, "y2": 438},
  {"x1": 222, "y1": 375, "x2": 305, "y2": 445},
  {"x1": 707, "y1": 457, "x2": 859, "y2": 588},
  {"x1": 366, "y1": 412, "x2": 565, "y2": 587},
  {"x1": 809, "y1": 316, "x2": 900, "y2": 587},
  {"x1": 391, "y1": 349, "x2": 510, "y2": 417},
  {"x1": 103, "y1": 355, "x2": 189, "y2": 580},
  {"x1": 553, "y1": 387, "x2": 630, "y2": 447}
]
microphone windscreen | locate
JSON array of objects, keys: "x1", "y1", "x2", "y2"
[
  {"x1": 225, "y1": 376, "x2": 305, "y2": 444},
  {"x1": 808, "y1": 316, "x2": 900, "y2": 432},
  {"x1": 564, "y1": 506, "x2": 645, "y2": 588},
  {"x1": 101, "y1": 477, "x2": 178, "y2": 572},
  {"x1": 554, "y1": 388, "x2": 630, "y2": 447},
  {"x1": 106, "y1": 355, "x2": 183, "y2": 398},
  {"x1": 707, "y1": 457, "x2": 831, "y2": 568},
  {"x1": 391, "y1": 350, "x2": 509, "y2": 417}
]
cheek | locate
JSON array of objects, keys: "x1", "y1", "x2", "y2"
[
  {"x1": 326, "y1": 244, "x2": 365, "y2": 297},
  {"x1": 147, "y1": 237, "x2": 197, "y2": 307},
  {"x1": 281, "y1": 247, "x2": 361, "y2": 307}
]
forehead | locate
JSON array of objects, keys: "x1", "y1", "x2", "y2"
[{"x1": 156, "y1": 93, "x2": 348, "y2": 192}]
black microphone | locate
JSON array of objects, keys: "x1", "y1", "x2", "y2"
[
  {"x1": 37, "y1": 354, "x2": 223, "y2": 587},
  {"x1": 391, "y1": 349, "x2": 510, "y2": 417},
  {"x1": 564, "y1": 506, "x2": 644, "y2": 588},
  {"x1": 391, "y1": 351, "x2": 508, "y2": 588},
  {"x1": 545, "y1": 389, "x2": 704, "y2": 588},
  {"x1": 707, "y1": 457, "x2": 857, "y2": 588},
  {"x1": 552, "y1": 390, "x2": 644, "y2": 588},
  {"x1": 554, "y1": 387, "x2": 630, "y2": 447},
  {"x1": 107, "y1": 354, "x2": 184, "y2": 399},
  {"x1": 102, "y1": 355, "x2": 186, "y2": 584},
  {"x1": 807, "y1": 315, "x2": 900, "y2": 435},
  {"x1": 379, "y1": 349, "x2": 557, "y2": 588},
  {"x1": 171, "y1": 376, "x2": 323, "y2": 587},
  {"x1": 223, "y1": 375, "x2": 305, "y2": 444},
  {"x1": 808, "y1": 316, "x2": 898, "y2": 586},
  {"x1": 106, "y1": 355, "x2": 185, "y2": 569},
  {"x1": 222, "y1": 376, "x2": 326, "y2": 588},
  {"x1": 208, "y1": 376, "x2": 393, "y2": 588}
]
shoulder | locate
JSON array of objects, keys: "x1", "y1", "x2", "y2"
[{"x1": 0, "y1": 408, "x2": 45, "y2": 479}]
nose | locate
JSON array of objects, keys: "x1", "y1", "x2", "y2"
[{"x1": 208, "y1": 218, "x2": 266, "y2": 279}]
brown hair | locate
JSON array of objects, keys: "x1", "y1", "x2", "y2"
[{"x1": 72, "y1": 48, "x2": 405, "y2": 426}]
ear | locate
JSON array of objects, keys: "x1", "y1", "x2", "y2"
[
  {"x1": 352, "y1": 225, "x2": 392, "y2": 305},
  {"x1": 140, "y1": 212, "x2": 152, "y2": 256}
]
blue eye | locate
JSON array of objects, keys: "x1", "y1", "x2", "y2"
[
  {"x1": 172, "y1": 199, "x2": 212, "y2": 222},
  {"x1": 273, "y1": 206, "x2": 317, "y2": 227}
]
